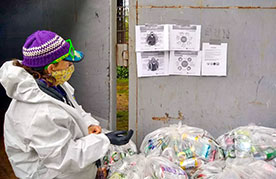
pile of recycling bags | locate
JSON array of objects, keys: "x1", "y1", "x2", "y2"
[
  {"x1": 98, "y1": 124, "x2": 276, "y2": 179},
  {"x1": 139, "y1": 123, "x2": 222, "y2": 176}
]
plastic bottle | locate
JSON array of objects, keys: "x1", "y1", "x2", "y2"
[
  {"x1": 146, "y1": 138, "x2": 164, "y2": 152},
  {"x1": 185, "y1": 135, "x2": 211, "y2": 160},
  {"x1": 191, "y1": 142, "x2": 211, "y2": 159},
  {"x1": 254, "y1": 147, "x2": 276, "y2": 160},
  {"x1": 209, "y1": 150, "x2": 216, "y2": 162},
  {"x1": 177, "y1": 148, "x2": 195, "y2": 161},
  {"x1": 253, "y1": 152, "x2": 267, "y2": 160},
  {"x1": 216, "y1": 147, "x2": 225, "y2": 160},
  {"x1": 109, "y1": 172, "x2": 125, "y2": 179},
  {"x1": 226, "y1": 144, "x2": 236, "y2": 158},
  {"x1": 179, "y1": 157, "x2": 202, "y2": 170},
  {"x1": 235, "y1": 134, "x2": 252, "y2": 158},
  {"x1": 263, "y1": 147, "x2": 276, "y2": 160}
]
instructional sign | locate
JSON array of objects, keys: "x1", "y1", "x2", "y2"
[
  {"x1": 169, "y1": 51, "x2": 201, "y2": 76},
  {"x1": 137, "y1": 51, "x2": 169, "y2": 77},
  {"x1": 170, "y1": 25, "x2": 201, "y2": 51},
  {"x1": 136, "y1": 24, "x2": 169, "y2": 52},
  {"x1": 202, "y1": 43, "x2": 227, "y2": 76}
]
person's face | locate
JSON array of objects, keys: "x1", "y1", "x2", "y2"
[{"x1": 47, "y1": 60, "x2": 73, "y2": 74}]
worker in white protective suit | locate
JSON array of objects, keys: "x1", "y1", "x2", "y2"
[{"x1": 0, "y1": 30, "x2": 133, "y2": 179}]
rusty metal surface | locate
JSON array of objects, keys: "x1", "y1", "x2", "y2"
[
  {"x1": 138, "y1": 5, "x2": 276, "y2": 9},
  {"x1": 129, "y1": 0, "x2": 276, "y2": 146},
  {"x1": 152, "y1": 111, "x2": 184, "y2": 123},
  {"x1": 138, "y1": 0, "x2": 276, "y2": 7}
]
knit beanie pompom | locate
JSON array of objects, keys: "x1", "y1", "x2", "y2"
[{"x1": 22, "y1": 30, "x2": 70, "y2": 67}]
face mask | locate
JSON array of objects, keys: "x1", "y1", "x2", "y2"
[{"x1": 51, "y1": 65, "x2": 75, "y2": 85}]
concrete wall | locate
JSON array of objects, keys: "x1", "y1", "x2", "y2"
[
  {"x1": 0, "y1": 0, "x2": 116, "y2": 130},
  {"x1": 129, "y1": 0, "x2": 276, "y2": 146}
]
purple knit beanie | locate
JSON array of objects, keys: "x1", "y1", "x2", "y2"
[{"x1": 22, "y1": 30, "x2": 70, "y2": 67}]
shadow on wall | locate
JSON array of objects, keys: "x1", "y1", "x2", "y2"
[
  {"x1": 0, "y1": 0, "x2": 88, "y2": 134},
  {"x1": 0, "y1": 0, "x2": 87, "y2": 177},
  {"x1": 0, "y1": 88, "x2": 10, "y2": 136}
]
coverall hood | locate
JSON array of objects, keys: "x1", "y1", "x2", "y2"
[{"x1": 0, "y1": 61, "x2": 47, "y2": 103}]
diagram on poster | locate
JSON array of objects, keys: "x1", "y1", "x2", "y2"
[
  {"x1": 137, "y1": 51, "x2": 169, "y2": 77},
  {"x1": 136, "y1": 24, "x2": 169, "y2": 52},
  {"x1": 170, "y1": 25, "x2": 201, "y2": 51},
  {"x1": 169, "y1": 51, "x2": 201, "y2": 76},
  {"x1": 202, "y1": 43, "x2": 227, "y2": 76}
]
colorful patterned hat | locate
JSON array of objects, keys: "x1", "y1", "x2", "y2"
[{"x1": 22, "y1": 30, "x2": 70, "y2": 67}]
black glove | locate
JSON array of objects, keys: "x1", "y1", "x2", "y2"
[{"x1": 105, "y1": 129, "x2": 134, "y2": 145}]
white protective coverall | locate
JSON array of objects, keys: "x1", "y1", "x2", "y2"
[{"x1": 0, "y1": 61, "x2": 111, "y2": 179}]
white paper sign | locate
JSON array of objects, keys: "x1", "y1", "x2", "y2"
[
  {"x1": 202, "y1": 43, "x2": 227, "y2": 76},
  {"x1": 137, "y1": 51, "x2": 169, "y2": 77},
  {"x1": 170, "y1": 25, "x2": 201, "y2": 51},
  {"x1": 135, "y1": 24, "x2": 169, "y2": 52},
  {"x1": 169, "y1": 51, "x2": 201, "y2": 76}
]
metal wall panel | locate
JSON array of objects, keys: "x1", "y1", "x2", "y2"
[
  {"x1": 129, "y1": 0, "x2": 276, "y2": 146},
  {"x1": 68, "y1": 0, "x2": 116, "y2": 129},
  {"x1": 0, "y1": 0, "x2": 116, "y2": 129},
  {"x1": 138, "y1": 0, "x2": 276, "y2": 7}
]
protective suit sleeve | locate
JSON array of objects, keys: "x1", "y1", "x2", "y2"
[
  {"x1": 62, "y1": 82, "x2": 100, "y2": 128},
  {"x1": 28, "y1": 104, "x2": 110, "y2": 175},
  {"x1": 78, "y1": 105, "x2": 100, "y2": 127}
]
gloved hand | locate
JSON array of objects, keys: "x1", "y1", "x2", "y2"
[{"x1": 105, "y1": 129, "x2": 134, "y2": 145}]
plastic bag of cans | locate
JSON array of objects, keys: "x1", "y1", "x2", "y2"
[
  {"x1": 192, "y1": 158, "x2": 276, "y2": 179},
  {"x1": 99, "y1": 139, "x2": 137, "y2": 176},
  {"x1": 140, "y1": 123, "x2": 223, "y2": 176},
  {"x1": 108, "y1": 154, "x2": 189, "y2": 179},
  {"x1": 216, "y1": 125, "x2": 276, "y2": 162},
  {"x1": 108, "y1": 154, "x2": 145, "y2": 179}
]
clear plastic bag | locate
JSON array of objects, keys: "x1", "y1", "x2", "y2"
[
  {"x1": 216, "y1": 125, "x2": 276, "y2": 160},
  {"x1": 140, "y1": 127, "x2": 171, "y2": 156},
  {"x1": 144, "y1": 156, "x2": 188, "y2": 179},
  {"x1": 140, "y1": 122, "x2": 221, "y2": 176},
  {"x1": 100, "y1": 129, "x2": 138, "y2": 176},
  {"x1": 102, "y1": 140, "x2": 137, "y2": 167},
  {"x1": 108, "y1": 154, "x2": 188, "y2": 179},
  {"x1": 192, "y1": 157, "x2": 276, "y2": 179},
  {"x1": 108, "y1": 154, "x2": 145, "y2": 179},
  {"x1": 191, "y1": 160, "x2": 225, "y2": 178},
  {"x1": 248, "y1": 160, "x2": 276, "y2": 178}
]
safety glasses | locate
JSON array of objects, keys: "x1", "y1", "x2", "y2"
[
  {"x1": 44, "y1": 39, "x2": 75, "y2": 70},
  {"x1": 65, "y1": 39, "x2": 75, "y2": 60}
]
